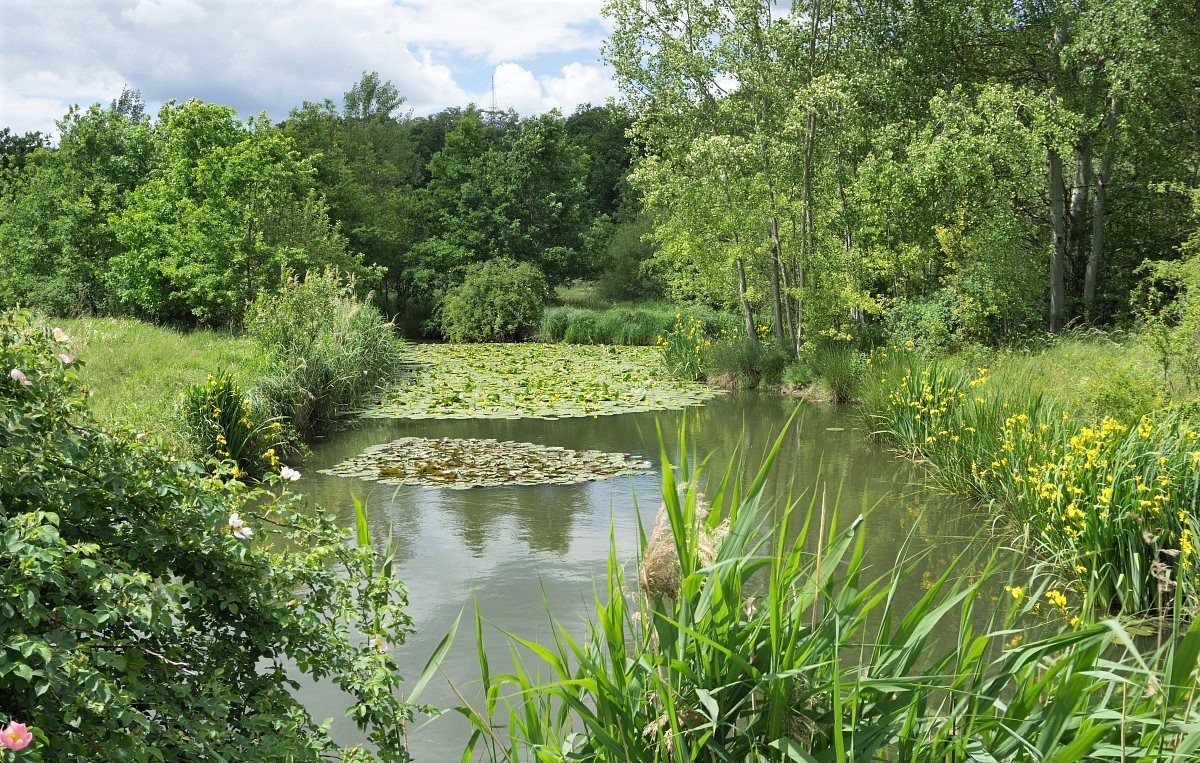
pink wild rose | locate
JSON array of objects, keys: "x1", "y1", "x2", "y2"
[{"x1": 0, "y1": 721, "x2": 32, "y2": 751}]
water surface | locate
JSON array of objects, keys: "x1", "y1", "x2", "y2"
[{"x1": 294, "y1": 392, "x2": 982, "y2": 760}]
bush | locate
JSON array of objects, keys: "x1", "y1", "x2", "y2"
[
  {"x1": 0, "y1": 309, "x2": 417, "y2": 762},
  {"x1": 246, "y1": 270, "x2": 404, "y2": 439},
  {"x1": 596, "y1": 214, "x2": 662, "y2": 302},
  {"x1": 781, "y1": 357, "x2": 815, "y2": 388},
  {"x1": 438, "y1": 258, "x2": 549, "y2": 342}
]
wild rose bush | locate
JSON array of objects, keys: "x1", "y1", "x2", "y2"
[{"x1": 0, "y1": 309, "x2": 418, "y2": 762}]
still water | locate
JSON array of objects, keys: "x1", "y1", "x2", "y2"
[{"x1": 293, "y1": 392, "x2": 983, "y2": 760}]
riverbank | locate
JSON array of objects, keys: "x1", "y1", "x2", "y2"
[
  {"x1": 859, "y1": 338, "x2": 1199, "y2": 620},
  {"x1": 58, "y1": 317, "x2": 264, "y2": 453}
]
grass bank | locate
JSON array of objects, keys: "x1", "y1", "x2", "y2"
[
  {"x1": 58, "y1": 317, "x2": 264, "y2": 453},
  {"x1": 861, "y1": 341, "x2": 1200, "y2": 619}
]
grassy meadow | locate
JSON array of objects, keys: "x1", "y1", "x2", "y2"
[{"x1": 58, "y1": 317, "x2": 265, "y2": 453}]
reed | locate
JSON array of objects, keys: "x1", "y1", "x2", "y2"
[{"x1": 442, "y1": 420, "x2": 1200, "y2": 761}]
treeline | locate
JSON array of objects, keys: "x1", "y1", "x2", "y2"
[
  {"x1": 0, "y1": 75, "x2": 640, "y2": 331},
  {"x1": 606, "y1": 0, "x2": 1200, "y2": 350}
]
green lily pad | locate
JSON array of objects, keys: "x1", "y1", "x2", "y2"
[
  {"x1": 360, "y1": 343, "x2": 721, "y2": 420},
  {"x1": 319, "y1": 436, "x2": 655, "y2": 489}
]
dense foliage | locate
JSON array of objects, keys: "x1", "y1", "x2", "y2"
[
  {"x1": 437, "y1": 258, "x2": 550, "y2": 342},
  {"x1": 0, "y1": 310, "x2": 418, "y2": 762},
  {"x1": 604, "y1": 0, "x2": 1200, "y2": 349}
]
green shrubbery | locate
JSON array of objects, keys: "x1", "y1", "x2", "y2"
[
  {"x1": 245, "y1": 270, "x2": 405, "y2": 439},
  {"x1": 457, "y1": 426, "x2": 1200, "y2": 761},
  {"x1": 0, "y1": 309, "x2": 417, "y2": 762},
  {"x1": 438, "y1": 258, "x2": 549, "y2": 342}
]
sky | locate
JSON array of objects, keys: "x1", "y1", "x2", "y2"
[{"x1": 0, "y1": 0, "x2": 622, "y2": 137}]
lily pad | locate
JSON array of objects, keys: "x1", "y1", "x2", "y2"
[
  {"x1": 319, "y1": 436, "x2": 655, "y2": 489},
  {"x1": 361, "y1": 343, "x2": 721, "y2": 420}
]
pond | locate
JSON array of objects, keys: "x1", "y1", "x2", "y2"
[{"x1": 292, "y1": 390, "x2": 984, "y2": 760}]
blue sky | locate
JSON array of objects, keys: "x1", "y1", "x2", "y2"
[{"x1": 0, "y1": 0, "x2": 620, "y2": 136}]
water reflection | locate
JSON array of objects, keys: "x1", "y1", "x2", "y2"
[{"x1": 294, "y1": 393, "x2": 990, "y2": 760}]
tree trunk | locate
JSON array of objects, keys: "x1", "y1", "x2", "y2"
[
  {"x1": 1048, "y1": 147, "x2": 1068, "y2": 333},
  {"x1": 736, "y1": 257, "x2": 759, "y2": 351},
  {"x1": 1084, "y1": 144, "x2": 1113, "y2": 311},
  {"x1": 1068, "y1": 133, "x2": 1093, "y2": 285},
  {"x1": 768, "y1": 216, "x2": 786, "y2": 343},
  {"x1": 1085, "y1": 96, "x2": 1119, "y2": 314},
  {"x1": 1047, "y1": 15, "x2": 1070, "y2": 333}
]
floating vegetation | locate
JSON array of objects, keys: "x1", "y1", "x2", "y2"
[
  {"x1": 362, "y1": 343, "x2": 720, "y2": 420},
  {"x1": 320, "y1": 436, "x2": 654, "y2": 489}
]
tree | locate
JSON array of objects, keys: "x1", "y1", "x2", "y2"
[
  {"x1": 111, "y1": 100, "x2": 373, "y2": 326},
  {"x1": 420, "y1": 110, "x2": 592, "y2": 287},
  {"x1": 0, "y1": 101, "x2": 153, "y2": 314}
]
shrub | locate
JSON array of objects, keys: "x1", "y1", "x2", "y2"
[
  {"x1": 180, "y1": 367, "x2": 282, "y2": 479},
  {"x1": 781, "y1": 357, "x2": 815, "y2": 388},
  {"x1": 0, "y1": 309, "x2": 418, "y2": 762},
  {"x1": 596, "y1": 214, "x2": 662, "y2": 302},
  {"x1": 246, "y1": 270, "x2": 404, "y2": 438},
  {"x1": 438, "y1": 258, "x2": 549, "y2": 342}
]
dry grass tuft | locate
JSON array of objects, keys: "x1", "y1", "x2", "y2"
[{"x1": 638, "y1": 487, "x2": 728, "y2": 601}]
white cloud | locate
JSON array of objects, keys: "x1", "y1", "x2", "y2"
[
  {"x1": 483, "y1": 62, "x2": 620, "y2": 116},
  {"x1": 0, "y1": 0, "x2": 617, "y2": 135}
]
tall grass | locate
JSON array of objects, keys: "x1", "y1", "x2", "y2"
[
  {"x1": 862, "y1": 343, "x2": 1200, "y2": 618},
  {"x1": 538, "y1": 303, "x2": 727, "y2": 346},
  {"x1": 57, "y1": 317, "x2": 264, "y2": 453},
  {"x1": 246, "y1": 270, "x2": 405, "y2": 438},
  {"x1": 448, "y1": 422, "x2": 1200, "y2": 761}
]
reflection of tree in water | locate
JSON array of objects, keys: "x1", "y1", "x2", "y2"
[{"x1": 437, "y1": 483, "x2": 591, "y2": 556}]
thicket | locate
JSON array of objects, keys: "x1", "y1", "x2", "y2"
[
  {"x1": 456, "y1": 426, "x2": 1200, "y2": 761},
  {"x1": 438, "y1": 258, "x2": 550, "y2": 342},
  {"x1": 0, "y1": 309, "x2": 419, "y2": 762}
]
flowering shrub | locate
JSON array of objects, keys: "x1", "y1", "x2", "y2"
[
  {"x1": 864, "y1": 343, "x2": 1200, "y2": 618},
  {"x1": 0, "y1": 309, "x2": 419, "y2": 762}
]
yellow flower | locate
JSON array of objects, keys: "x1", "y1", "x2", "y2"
[
  {"x1": 1045, "y1": 589, "x2": 1068, "y2": 611},
  {"x1": 1004, "y1": 585, "x2": 1024, "y2": 601}
]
